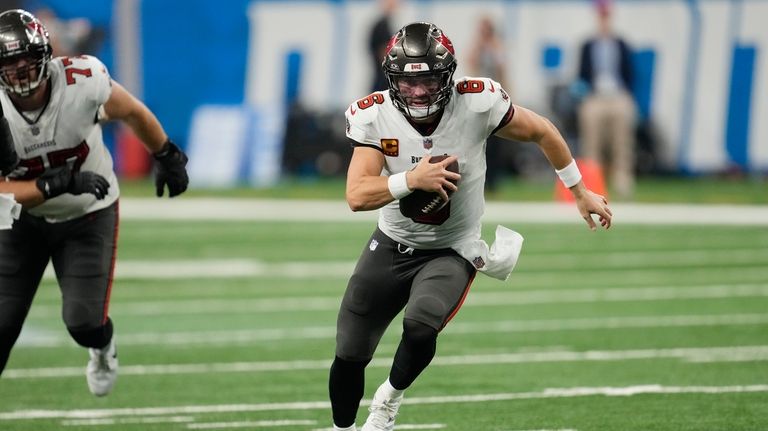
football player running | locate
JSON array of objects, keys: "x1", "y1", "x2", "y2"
[
  {"x1": 0, "y1": 9, "x2": 189, "y2": 396},
  {"x1": 330, "y1": 22, "x2": 611, "y2": 430}
]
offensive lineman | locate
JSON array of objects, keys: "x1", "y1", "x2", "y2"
[
  {"x1": 0, "y1": 9, "x2": 189, "y2": 396},
  {"x1": 329, "y1": 22, "x2": 612, "y2": 430}
]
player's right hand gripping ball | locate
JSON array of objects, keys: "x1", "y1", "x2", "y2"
[
  {"x1": 153, "y1": 140, "x2": 189, "y2": 198},
  {"x1": 399, "y1": 155, "x2": 459, "y2": 218}
]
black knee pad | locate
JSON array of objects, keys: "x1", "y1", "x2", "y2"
[
  {"x1": 389, "y1": 319, "x2": 439, "y2": 390},
  {"x1": 67, "y1": 317, "x2": 113, "y2": 349},
  {"x1": 402, "y1": 318, "x2": 438, "y2": 347},
  {"x1": 331, "y1": 356, "x2": 370, "y2": 373}
]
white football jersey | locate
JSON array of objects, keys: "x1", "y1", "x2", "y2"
[
  {"x1": 1, "y1": 55, "x2": 119, "y2": 223},
  {"x1": 345, "y1": 77, "x2": 513, "y2": 249}
]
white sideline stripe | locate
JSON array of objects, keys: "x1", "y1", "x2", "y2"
[
  {"x1": 119, "y1": 198, "x2": 768, "y2": 225},
  {"x1": 62, "y1": 416, "x2": 194, "y2": 426},
  {"x1": 15, "y1": 313, "x2": 768, "y2": 348},
  {"x1": 187, "y1": 419, "x2": 316, "y2": 429},
  {"x1": 39, "y1": 248, "x2": 768, "y2": 281},
  {"x1": 2, "y1": 385, "x2": 767, "y2": 420},
  {"x1": 27, "y1": 284, "x2": 768, "y2": 317},
  {"x1": 6, "y1": 345, "x2": 768, "y2": 379}
]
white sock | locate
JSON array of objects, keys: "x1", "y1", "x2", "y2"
[
  {"x1": 379, "y1": 378, "x2": 405, "y2": 399},
  {"x1": 333, "y1": 424, "x2": 356, "y2": 431}
]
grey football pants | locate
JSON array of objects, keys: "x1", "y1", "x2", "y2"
[
  {"x1": 335, "y1": 228, "x2": 476, "y2": 361},
  {"x1": 0, "y1": 202, "x2": 118, "y2": 373}
]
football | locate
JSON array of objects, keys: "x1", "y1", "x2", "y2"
[{"x1": 399, "y1": 154, "x2": 459, "y2": 218}]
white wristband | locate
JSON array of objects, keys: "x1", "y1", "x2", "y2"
[
  {"x1": 388, "y1": 172, "x2": 412, "y2": 199},
  {"x1": 555, "y1": 159, "x2": 582, "y2": 188}
]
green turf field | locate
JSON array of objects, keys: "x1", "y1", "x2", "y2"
[
  {"x1": 118, "y1": 175, "x2": 768, "y2": 204},
  {"x1": 1, "y1": 216, "x2": 767, "y2": 430}
]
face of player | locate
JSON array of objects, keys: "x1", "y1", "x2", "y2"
[
  {"x1": 0, "y1": 54, "x2": 44, "y2": 98},
  {"x1": 395, "y1": 75, "x2": 442, "y2": 108}
]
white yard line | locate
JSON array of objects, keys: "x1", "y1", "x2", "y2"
[
  {"x1": 187, "y1": 419, "x2": 316, "y2": 429},
  {"x1": 41, "y1": 260, "x2": 355, "y2": 281},
  {"x1": 365, "y1": 426, "x2": 445, "y2": 430},
  {"x1": 37, "y1": 246, "x2": 768, "y2": 281},
  {"x1": 15, "y1": 313, "x2": 768, "y2": 348},
  {"x1": 26, "y1": 283, "x2": 768, "y2": 317},
  {"x1": 5, "y1": 345, "x2": 768, "y2": 379},
  {"x1": 119, "y1": 198, "x2": 768, "y2": 225},
  {"x1": 1, "y1": 385, "x2": 766, "y2": 420},
  {"x1": 62, "y1": 416, "x2": 195, "y2": 426}
]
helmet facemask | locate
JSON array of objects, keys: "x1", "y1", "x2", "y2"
[
  {"x1": 387, "y1": 66, "x2": 455, "y2": 121},
  {"x1": 0, "y1": 52, "x2": 50, "y2": 98}
]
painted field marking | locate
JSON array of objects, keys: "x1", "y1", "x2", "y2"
[
  {"x1": 500, "y1": 429, "x2": 577, "y2": 431},
  {"x1": 24, "y1": 283, "x2": 768, "y2": 318},
  {"x1": 16, "y1": 313, "x2": 768, "y2": 348},
  {"x1": 119, "y1": 198, "x2": 768, "y2": 226},
  {"x1": 38, "y1": 248, "x2": 768, "y2": 281},
  {"x1": 62, "y1": 416, "x2": 195, "y2": 426},
  {"x1": 1, "y1": 385, "x2": 766, "y2": 421},
  {"x1": 187, "y1": 419, "x2": 316, "y2": 429},
  {"x1": 27, "y1": 283, "x2": 768, "y2": 318},
  {"x1": 5, "y1": 345, "x2": 768, "y2": 379}
]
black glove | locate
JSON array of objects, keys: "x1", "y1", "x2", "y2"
[
  {"x1": 0, "y1": 116, "x2": 18, "y2": 176},
  {"x1": 153, "y1": 140, "x2": 189, "y2": 198},
  {"x1": 36, "y1": 166, "x2": 110, "y2": 200}
]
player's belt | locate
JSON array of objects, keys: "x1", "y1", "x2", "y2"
[{"x1": 375, "y1": 228, "x2": 454, "y2": 257}]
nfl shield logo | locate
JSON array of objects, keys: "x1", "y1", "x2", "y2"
[
  {"x1": 422, "y1": 138, "x2": 433, "y2": 150},
  {"x1": 472, "y1": 256, "x2": 485, "y2": 269}
]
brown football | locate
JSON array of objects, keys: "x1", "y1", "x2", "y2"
[{"x1": 398, "y1": 155, "x2": 459, "y2": 219}]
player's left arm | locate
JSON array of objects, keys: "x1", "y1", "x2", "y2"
[
  {"x1": 0, "y1": 177, "x2": 44, "y2": 207},
  {"x1": 0, "y1": 165, "x2": 110, "y2": 208},
  {"x1": 102, "y1": 80, "x2": 166, "y2": 153},
  {"x1": 102, "y1": 80, "x2": 189, "y2": 197},
  {"x1": 495, "y1": 105, "x2": 612, "y2": 230}
]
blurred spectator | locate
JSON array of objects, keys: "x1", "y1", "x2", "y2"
[
  {"x1": 467, "y1": 16, "x2": 508, "y2": 88},
  {"x1": 34, "y1": 7, "x2": 104, "y2": 56},
  {"x1": 576, "y1": 0, "x2": 637, "y2": 199},
  {"x1": 467, "y1": 16, "x2": 509, "y2": 194},
  {"x1": 368, "y1": 0, "x2": 399, "y2": 92}
]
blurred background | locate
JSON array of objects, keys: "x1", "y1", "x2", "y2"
[
  {"x1": 2, "y1": 2, "x2": 767, "y2": 430},
  {"x1": 7, "y1": 0, "x2": 767, "y2": 197}
]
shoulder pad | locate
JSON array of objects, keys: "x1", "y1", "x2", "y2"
[
  {"x1": 53, "y1": 55, "x2": 112, "y2": 105},
  {"x1": 345, "y1": 92, "x2": 387, "y2": 127},
  {"x1": 55, "y1": 55, "x2": 111, "y2": 79},
  {"x1": 454, "y1": 77, "x2": 504, "y2": 113}
]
